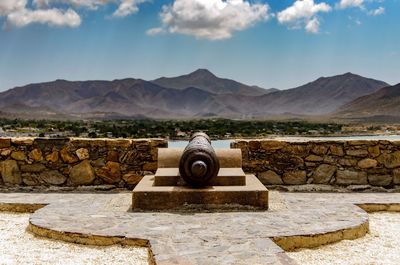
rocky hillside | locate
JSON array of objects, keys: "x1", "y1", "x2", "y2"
[
  {"x1": 336, "y1": 83, "x2": 400, "y2": 118},
  {"x1": 252, "y1": 73, "x2": 389, "y2": 115}
]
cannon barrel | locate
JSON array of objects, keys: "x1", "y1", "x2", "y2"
[{"x1": 179, "y1": 132, "x2": 220, "y2": 187}]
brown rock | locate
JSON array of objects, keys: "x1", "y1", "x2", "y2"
[
  {"x1": 1, "y1": 160, "x2": 21, "y2": 184},
  {"x1": 368, "y1": 145, "x2": 380, "y2": 158},
  {"x1": 46, "y1": 151, "x2": 59, "y2": 163},
  {"x1": 260, "y1": 141, "x2": 287, "y2": 151},
  {"x1": 305, "y1": 155, "x2": 323, "y2": 162},
  {"x1": 60, "y1": 147, "x2": 79, "y2": 164},
  {"x1": 393, "y1": 169, "x2": 400, "y2": 185},
  {"x1": 358, "y1": 158, "x2": 378, "y2": 169},
  {"x1": 330, "y1": 145, "x2": 344, "y2": 156},
  {"x1": 378, "y1": 151, "x2": 400, "y2": 169},
  {"x1": 76, "y1": 148, "x2": 89, "y2": 160},
  {"x1": 123, "y1": 173, "x2": 143, "y2": 185},
  {"x1": 69, "y1": 160, "x2": 95, "y2": 185},
  {"x1": 29, "y1": 149, "x2": 43, "y2": 161},
  {"x1": 107, "y1": 150, "x2": 120, "y2": 162},
  {"x1": 282, "y1": 170, "x2": 307, "y2": 185},
  {"x1": 258, "y1": 170, "x2": 283, "y2": 185},
  {"x1": 248, "y1": 141, "x2": 261, "y2": 151},
  {"x1": 346, "y1": 149, "x2": 369, "y2": 157},
  {"x1": 368, "y1": 174, "x2": 392, "y2": 186},
  {"x1": 20, "y1": 163, "x2": 47, "y2": 173},
  {"x1": 22, "y1": 174, "x2": 40, "y2": 186},
  {"x1": 0, "y1": 138, "x2": 11, "y2": 148},
  {"x1": 313, "y1": 164, "x2": 337, "y2": 184},
  {"x1": 336, "y1": 170, "x2": 368, "y2": 185},
  {"x1": 0, "y1": 148, "x2": 11, "y2": 157},
  {"x1": 40, "y1": 170, "x2": 67, "y2": 185},
  {"x1": 10, "y1": 151, "x2": 26, "y2": 161},
  {"x1": 96, "y1": 161, "x2": 122, "y2": 184},
  {"x1": 338, "y1": 158, "x2": 358, "y2": 167},
  {"x1": 143, "y1": 162, "x2": 157, "y2": 171},
  {"x1": 312, "y1": 145, "x2": 328, "y2": 155}
]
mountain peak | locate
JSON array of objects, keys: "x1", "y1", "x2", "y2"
[{"x1": 187, "y1": 69, "x2": 216, "y2": 78}]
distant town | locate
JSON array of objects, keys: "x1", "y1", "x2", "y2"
[{"x1": 0, "y1": 118, "x2": 399, "y2": 139}]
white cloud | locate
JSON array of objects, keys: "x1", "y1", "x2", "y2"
[
  {"x1": 113, "y1": 0, "x2": 147, "y2": 17},
  {"x1": 337, "y1": 0, "x2": 364, "y2": 9},
  {"x1": 0, "y1": 0, "x2": 146, "y2": 29},
  {"x1": 305, "y1": 17, "x2": 320, "y2": 33},
  {"x1": 6, "y1": 8, "x2": 81, "y2": 28},
  {"x1": 0, "y1": 0, "x2": 26, "y2": 16},
  {"x1": 32, "y1": 0, "x2": 147, "y2": 16},
  {"x1": 368, "y1": 6, "x2": 385, "y2": 16},
  {"x1": 277, "y1": 0, "x2": 331, "y2": 34},
  {"x1": 148, "y1": 0, "x2": 270, "y2": 40}
]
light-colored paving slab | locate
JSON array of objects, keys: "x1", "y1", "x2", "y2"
[{"x1": 1, "y1": 192, "x2": 400, "y2": 265}]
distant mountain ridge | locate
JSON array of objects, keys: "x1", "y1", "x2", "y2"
[{"x1": 0, "y1": 69, "x2": 391, "y2": 120}]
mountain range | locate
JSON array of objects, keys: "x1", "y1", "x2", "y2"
[{"x1": 0, "y1": 69, "x2": 396, "y2": 120}]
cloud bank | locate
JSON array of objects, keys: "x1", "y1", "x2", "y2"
[
  {"x1": 147, "y1": 0, "x2": 270, "y2": 40},
  {"x1": 0, "y1": 0, "x2": 147, "y2": 28}
]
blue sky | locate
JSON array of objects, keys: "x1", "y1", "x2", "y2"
[{"x1": 0, "y1": 0, "x2": 399, "y2": 92}]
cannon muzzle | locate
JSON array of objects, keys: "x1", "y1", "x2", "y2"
[{"x1": 179, "y1": 132, "x2": 220, "y2": 187}]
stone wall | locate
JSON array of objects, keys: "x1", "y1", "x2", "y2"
[
  {"x1": 0, "y1": 137, "x2": 166, "y2": 189},
  {"x1": 232, "y1": 139, "x2": 400, "y2": 190}
]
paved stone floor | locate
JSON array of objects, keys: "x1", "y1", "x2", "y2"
[{"x1": 0, "y1": 191, "x2": 399, "y2": 265}]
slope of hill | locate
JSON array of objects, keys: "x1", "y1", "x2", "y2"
[
  {"x1": 253, "y1": 73, "x2": 389, "y2": 115},
  {"x1": 336, "y1": 83, "x2": 400, "y2": 118},
  {"x1": 152, "y1": 69, "x2": 275, "y2": 96}
]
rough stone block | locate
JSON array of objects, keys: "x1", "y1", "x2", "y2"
[
  {"x1": 346, "y1": 149, "x2": 369, "y2": 157},
  {"x1": 378, "y1": 151, "x2": 400, "y2": 169},
  {"x1": 330, "y1": 145, "x2": 344, "y2": 156},
  {"x1": 11, "y1": 151, "x2": 26, "y2": 161},
  {"x1": 20, "y1": 164, "x2": 46, "y2": 173},
  {"x1": 258, "y1": 170, "x2": 283, "y2": 185},
  {"x1": 29, "y1": 149, "x2": 43, "y2": 162},
  {"x1": 358, "y1": 158, "x2": 378, "y2": 169},
  {"x1": 0, "y1": 138, "x2": 11, "y2": 149},
  {"x1": 40, "y1": 170, "x2": 67, "y2": 185},
  {"x1": 313, "y1": 164, "x2": 337, "y2": 184},
  {"x1": 336, "y1": 170, "x2": 368, "y2": 185},
  {"x1": 394, "y1": 169, "x2": 400, "y2": 185},
  {"x1": 1, "y1": 160, "x2": 21, "y2": 185},
  {"x1": 305, "y1": 155, "x2": 323, "y2": 162},
  {"x1": 368, "y1": 174, "x2": 392, "y2": 186},
  {"x1": 70, "y1": 160, "x2": 95, "y2": 186},
  {"x1": 282, "y1": 170, "x2": 307, "y2": 185}
]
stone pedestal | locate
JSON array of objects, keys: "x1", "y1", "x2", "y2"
[{"x1": 132, "y1": 147, "x2": 269, "y2": 211}]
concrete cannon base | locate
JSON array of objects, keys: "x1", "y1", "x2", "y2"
[{"x1": 132, "y1": 174, "x2": 269, "y2": 212}]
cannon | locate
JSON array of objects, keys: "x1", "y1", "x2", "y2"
[{"x1": 179, "y1": 132, "x2": 220, "y2": 187}]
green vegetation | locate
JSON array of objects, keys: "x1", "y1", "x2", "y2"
[{"x1": 0, "y1": 118, "x2": 343, "y2": 139}]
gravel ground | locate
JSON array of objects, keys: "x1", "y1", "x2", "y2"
[
  {"x1": 0, "y1": 213, "x2": 148, "y2": 265},
  {"x1": 288, "y1": 213, "x2": 400, "y2": 265}
]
